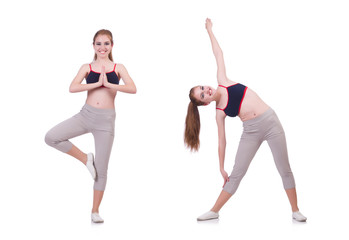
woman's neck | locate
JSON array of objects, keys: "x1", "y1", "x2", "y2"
[
  {"x1": 212, "y1": 89, "x2": 221, "y2": 103},
  {"x1": 94, "y1": 58, "x2": 112, "y2": 65}
]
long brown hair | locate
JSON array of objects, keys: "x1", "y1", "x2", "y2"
[
  {"x1": 184, "y1": 87, "x2": 205, "y2": 151},
  {"x1": 93, "y1": 29, "x2": 114, "y2": 61}
]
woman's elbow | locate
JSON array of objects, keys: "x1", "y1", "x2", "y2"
[
  {"x1": 69, "y1": 86, "x2": 76, "y2": 93},
  {"x1": 219, "y1": 139, "x2": 226, "y2": 147},
  {"x1": 69, "y1": 86, "x2": 75, "y2": 93},
  {"x1": 129, "y1": 85, "x2": 137, "y2": 94},
  {"x1": 69, "y1": 84, "x2": 80, "y2": 93},
  {"x1": 132, "y1": 86, "x2": 137, "y2": 94}
]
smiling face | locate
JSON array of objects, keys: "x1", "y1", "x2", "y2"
[
  {"x1": 192, "y1": 85, "x2": 216, "y2": 105},
  {"x1": 93, "y1": 34, "x2": 113, "y2": 60}
]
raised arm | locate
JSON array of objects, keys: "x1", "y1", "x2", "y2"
[
  {"x1": 69, "y1": 64, "x2": 102, "y2": 93},
  {"x1": 103, "y1": 64, "x2": 137, "y2": 94},
  {"x1": 206, "y1": 18, "x2": 228, "y2": 84},
  {"x1": 216, "y1": 110, "x2": 229, "y2": 186}
]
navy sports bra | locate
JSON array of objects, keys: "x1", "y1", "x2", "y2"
[
  {"x1": 216, "y1": 83, "x2": 248, "y2": 117},
  {"x1": 85, "y1": 64, "x2": 119, "y2": 85}
]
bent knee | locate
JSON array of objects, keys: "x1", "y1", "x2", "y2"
[
  {"x1": 44, "y1": 131, "x2": 56, "y2": 147},
  {"x1": 44, "y1": 131, "x2": 72, "y2": 153}
]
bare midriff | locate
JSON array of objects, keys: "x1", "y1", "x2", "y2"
[
  {"x1": 238, "y1": 88, "x2": 270, "y2": 122},
  {"x1": 86, "y1": 87, "x2": 117, "y2": 109}
]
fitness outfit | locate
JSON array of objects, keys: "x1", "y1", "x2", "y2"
[
  {"x1": 217, "y1": 84, "x2": 295, "y2": 195},
  {"x1": 45, "y1": 104, "x2": 116, "y2": 191},
  {"x1": 86, "y1": 64, "x2": 119, "y2": 85},
  {"x1": 216, "y1": 83, "x2": 247, "y2": 117}
]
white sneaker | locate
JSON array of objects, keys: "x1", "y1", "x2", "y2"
[
  {"x1": 292, "y1": 211, "x2": 307, "y2": 222},
  {"x1": 197, "y1": 211, "x2": 219, "y2": 221},
  {"x1": 91, "y1": 212, "x2": 104, "y2": 223},
  {"x1": 86, "y1": 153, "x2": 96, "y2": 180}
]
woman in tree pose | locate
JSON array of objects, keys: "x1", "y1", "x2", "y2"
[
  {"x1": 45, "y1": 29, "x2": 136, "y2": 223},
  {"x1": 184, "y1": 19, "x2": 306, "y2": 222}
]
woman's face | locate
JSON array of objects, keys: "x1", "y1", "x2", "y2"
[
  {"x1": 193, "y1": 85, "x2": 216, "y2": 105},
  {"x1": 93, "y1": 34, "x2": 113, "y2": 59}
]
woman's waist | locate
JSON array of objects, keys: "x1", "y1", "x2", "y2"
[
  {"x1": 86, "y1": 91, "x2": 116, "y2": 110},
  {"x1": 238, "y1": 89, "x2": 270, "y2": 121},
  {"x1": 239, "y1": 104, "x2": 270, "y2": 122},
  {"x1": 82, "y1": 101, "x2": 116, "y2": 115},
  {"x1": 241, "y1": 107, "x2": 276, "y2": 127}
]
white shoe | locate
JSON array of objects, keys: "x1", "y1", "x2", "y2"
[
  {"x1": 197, "y1": 211, "x2": 219, "y2": 221},
  {"x1": 86, "y1": 153, "x2": 96, "y2": 180},
  {"x1": 91, "y1": 212, "x2": 104, "y2": 223},
  {"x1": 292, "y1": 211, "x2": 307, "y2": 222}
]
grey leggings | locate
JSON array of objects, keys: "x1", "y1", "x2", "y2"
[
  {"x1": 45, "y1": 104, "x2": 115, "y2": 191},
  {"x1": 223, "y1": 108, "x2": 296, "y2": 195}
]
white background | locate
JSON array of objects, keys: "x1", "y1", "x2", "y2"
[{"x1": 1, "y1": 0, "x2": 348, "y2": 239}]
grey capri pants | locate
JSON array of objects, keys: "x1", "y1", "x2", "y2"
[
  {"x1": 45, "y1": 104, "x2": 115, "y2": 191},
  {"x1": 223, "y1": 108, "x2": 296, "y2": 195}
]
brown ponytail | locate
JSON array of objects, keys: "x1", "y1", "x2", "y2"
[{"x1": 184, "y1": 87, "x2": 205, "y2": 151}]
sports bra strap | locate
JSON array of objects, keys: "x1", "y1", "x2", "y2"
[
  {"x1": 113, "y1": 64, "x2": 116, "y2": 71},
  {"x1": 89, "y1": 64, "x2": 92, "y2": 71},
  {"x1": 218, "y1": 85, "x2": 226, "y2": 88}
]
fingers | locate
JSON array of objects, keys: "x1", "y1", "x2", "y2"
[
  {"x1": 98, "y1": 66, "x2": 105, "y2": 78},
  {"x1": 205, "y1": 18, "x2": 213, "y2": 31},
  {"x1": 206, "y1": 18, "x2": 212, "y2": 25},
  {"x1": 222, "y1": 174, "x2": 229, "y2": 188},
  {"x1": 222, "y1": 177, "x2": 229, "y2": 187},
  {"x1": 101, "y1": 66, "x2": 105, "y2": 77}
]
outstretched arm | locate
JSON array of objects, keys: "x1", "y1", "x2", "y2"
[
  {"x1": 103, "y1": 64, "x2": 137, "y2": 94},
  {"x1": 216, "y1": 110, "x2": 229, "y2": 187},
  {"x1": 206, "y1": 18, "x2": 228, "y2": 84}
]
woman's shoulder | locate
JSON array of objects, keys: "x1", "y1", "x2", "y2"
[
  {"x1": 80, "y1": 63, "x2": 92, "y2": 70},
  {"x1": 76, "y1": 63, "x2": 91, "y2": 74},
  {"x1": 218, "y1": 78, "x2": 237, "y2": 87},
  {"x1": 115, "y1": 63, "x2": 127, "y2": 72}
]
